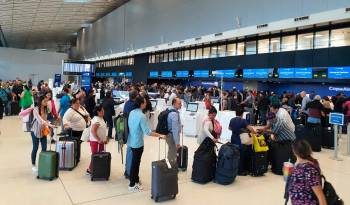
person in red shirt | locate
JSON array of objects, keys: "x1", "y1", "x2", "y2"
[{"x1": 203, "y1": 93, "x2": 212, "y2": 110}]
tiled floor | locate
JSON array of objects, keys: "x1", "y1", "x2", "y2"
[{"x1": 0, "y1": 116, "x2": 349, "y2": 205}]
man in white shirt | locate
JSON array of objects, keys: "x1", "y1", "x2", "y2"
[{"x1": 167, "y1": 88, "x2": 177, "y2": 106}]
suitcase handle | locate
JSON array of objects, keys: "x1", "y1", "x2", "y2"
[{"x1": 158, "y1": 138, "x2": 167, "y2": 161}]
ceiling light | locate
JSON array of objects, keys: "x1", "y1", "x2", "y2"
[{"x1": 271, "y1": 40, "x2": 280, "y2": 43}]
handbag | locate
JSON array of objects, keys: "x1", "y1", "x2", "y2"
[{"x1": 41, "y1": 125, "x2": 50, "y2": 137}]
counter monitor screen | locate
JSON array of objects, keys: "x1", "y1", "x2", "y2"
[
  {"x1": 150, "y1": 100, "x2": 157, "y2": 109},
  {"x1": 186, "y1": 103, "x2": 199, "y2": 112},
  {"x1": 112, "y1": 90, "x2": 121, "y2": 98}
]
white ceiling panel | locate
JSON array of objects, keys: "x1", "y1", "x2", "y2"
[{"x1": 0, "y1": 0, "x2": 129, "y2": 50}]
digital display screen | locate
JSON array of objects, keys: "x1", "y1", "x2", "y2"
[
  {"x1": 243, "y1": 69, "x2": 255, "y2": 78},
  {"x1": 328, "y1": 67, "x2": 350, "y2": 79},
  {"x1": 176, "y1": 71, "x2": 189, "y2": 78},
  {"x1": 186, "y1": 103, "x2": 198, "y2": 112},
  {"x1": 125, "y1": 72, "x2": 132, "y2": 77},
  {"x1": 63, "y1": 63, "x2": 94, "y2": 73},
  {"x1": 278, "y1": 68, "x2": 295, "y2": 78},
  {"x1": 149, "y1": 71, "x2": 159, "y2": 78},
  {"x1": 161, "y1": 71, "x2": 172, "y2": 78},
  {"x1": 214, "y1": 70, "x2": 236, "y2": 78},
  {"x1": 254, "y1": 69, "x2": 272, "y2": 78},
  {"x1": 294, "y1": 68, "x2": 312, "y2": 79},
  {"x1": 111, "y1": 72, "x2": 118, "y2": 77},
  {"x1": 194, "y1": 70, "x2": 209, "y2": 78}
]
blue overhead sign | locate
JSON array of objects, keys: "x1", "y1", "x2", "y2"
[
  {"x1": 328, "y1": 67, "x2": 350, "y2": 79},
  {"x1": 278, "y1": 68, "x2": 295, "y2": 78},
  {"x1": 294, "y1": 68, "x2": 313, "y2": 79},
  {"x1": 329, "y1": 113, "x2": 344, "y2": 126},
  {"x1": 214, "y1": 69, "x2": 236, "y2": 78}
]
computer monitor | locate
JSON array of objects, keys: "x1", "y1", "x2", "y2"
[
  {"x1": 186, "y1": 103, "x2": 199, "y2": 112},
  {"x1": 112, "y1": 90, "x2": 121, "y2": 98},
  {"x1": 211, "y1": 98, "x2": 219, "y2": 103},
  {"x1": 150, "y1": 100, "x2": 157, "y2": 110}
]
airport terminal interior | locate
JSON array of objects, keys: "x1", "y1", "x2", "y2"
[{"x1": 1, "y1": 0, "x2": 350, "y2": 205}]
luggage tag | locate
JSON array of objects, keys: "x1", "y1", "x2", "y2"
[{"x1": 165, "y1": 159, "x2": 172, "y2": 169}]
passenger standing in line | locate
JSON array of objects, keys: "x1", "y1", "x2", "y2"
[
  {"x1": 127, "y1": 96, "x2": 165, "y2": 192},
  {"x1": 269, "y1": 103, "x2": 295, "y2": 132},
  {"x1": 198, "y1": 107, "x2": 222, "y2": 145},
  {"x1": 123, "y1": 89, "x2": 139, "y2": 179},
  {"x1": 166, "y1": 97, "x2": 182, "y2": 168},
  {"x1": 241, "y1": 90, "x2": 255, "y2": 124},
  {"x1": 86, "y1": 105, "x2": 108, "y2": 175},
  {"x1": 102, "y1": 91, "x2": 116, "y2": 139},
  {"x1": 58, "y1": 85, "x2": 72, "y2": 135},
  {"x1": 19, "y1": 84, "x2": 33, "y2": 110},
  {"x1": 229, "y1": 109, "x2": 256, "y2": 175},
  {"x1": 30, "y1": 95, "x2": 55, "y2": 173},
  {"x1": 84, "y1": 89, "x2": 96, "y2": 118},
  {"x1": 287, "y1": 140, "x2": 327, "y2": 205},
  {"x1": 45, "y1": 91, "x2": 59, "y2": 143},
  {"x1": 305, "y1": 95, "x2": 324, "y2": 125},
  {"x1": 257, "y1": 92, "x2": 270, "y2": 125},
  {"x1": 167, "y1": 88, "x2": 177, "y2": 106}
]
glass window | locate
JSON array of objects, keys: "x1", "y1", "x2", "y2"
[
  {"x1": 237, "y1": 42, "x2": 245, "y2": 55},
  {"x1": 184, "y1": 49, "x2": 190, "y2": 60},
  {"x1": 155, "y1": 54, "x2": 160, "y2": 63},
  {"x1": 297, "y1": 32, "x2": 314, "y2": 50},
  {"x1": 210, "y1": 45, "x2": 218, "y2": 57},
  {"x1": 227, "y1": 43, "x2": 236, "y2": 56},
  {"x1": 196, "y1": 47, "x2": 203, "y2": 59},
  {"x1": 168, "y1": 52, "x2": 174, "y2": 62},
  {"x1": 162, "y1": 53, "x2": 168, "y2": 62},
  {"x1": 258, "y1": 39, "x2": 269, "y2": 54},
  {"x1": 281, "y1": 35, "x2": 296, "y2": 52},
  {"x1": 190, "y1": 48, "x2": 196, "y2": 60},
  {"x1": 159, "y1": 53, "x2": 164, "y2": 62},
  {"x1": 314, "y1": 30, "x2": 329, "y2": 49},
  {"x1": 203, "y1": 46, "x2": 211, "y2": 58},
  {"x1": 217, "y1": 44, "x2": 226, "y2": 57},
  {"x1": 331, "y1": 28, "x2": 350, "y2": 47},
  {"x1": 246, "y1": 41, "x2": 257, "y2": 55}
]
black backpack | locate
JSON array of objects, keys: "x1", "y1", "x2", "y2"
[
  {"x1": 215, "y1": 143, "x2": 240, "y2": 185},
  {"x1": 155, "y1": 109, "x2": 176, "y2": 135}
]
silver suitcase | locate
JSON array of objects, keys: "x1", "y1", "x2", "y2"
[{"x1": 58, "y1": 141, "x2": 76, "y2": 170}]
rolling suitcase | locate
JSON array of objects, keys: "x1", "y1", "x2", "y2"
[
  {"x1": 91, "y1": 144, "x2": 111, "y2": 181},
  {"x1": 295, "y1": 124, "x2": 306, "y2": 140},
  {"x1": 58, "y1": 141, "x2": 76, "y2": 170},
  {"x1": 322, "y1": 127, "x2": 334, "y2": 150},
  {"x1": 151, "y1": 138, "x2": 178, "y2": 202},
  {"x1": 37, "y1": 128, "x2": 59, "y2": 180},
  {"x1": 59, "y1": 135, "x2": 81, "y2": 164},
  {"x1": 177, "y1": 128, "x2": 188, "y2": 171},
  {"x1": 191, "y1": 137, "x2": 217, "y2": 184},
  {"x1": 306, "y1": 123, "x2": 322, "y2": 152},
  {"x1": 270, "y1": 141, "x2": 295, "y2": 175},
  {"x1": 215, "y1": 143, "x2": 240, "y2": 185},
  {"x1": 250, "y1": 151, "x2": 268, "y2": 176}
]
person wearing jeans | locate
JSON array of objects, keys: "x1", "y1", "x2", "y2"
[
  {"x1": 127, "y1": 96, "x2": 165, "y2": 192},
  {"x1": 31, "y1": 132, "x2": 47, "y2": 166}
]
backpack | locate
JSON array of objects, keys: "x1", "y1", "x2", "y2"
[
  {"x1": 155, "y1": 109, "x2": 176, "y2": 135},
  {"x1": 215, "y1": 143, "x2": 240, "y2": 185},
  {"x1": 114, "y1": 114, "x2": 129, "y2": 144}
]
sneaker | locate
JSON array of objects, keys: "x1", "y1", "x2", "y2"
[
  {"x1": 128, "y1": 184, "x2": 143, "y2": 192},
  {"x1": 136, "y1": 183, "x2": 144, "y2": 190},
  {"x1": 32, "y1": 166, "x2": 38, "y2": 173},
  {"x1": 86, "y1": 169, "x2": 91, "y2": 175}
]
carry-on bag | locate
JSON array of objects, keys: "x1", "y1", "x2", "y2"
[
  {"x1": 91, "y1": 144, "x2": 111, "y2": 181},
  {"x1": 270, "y1": 141, "x2": 295, "y2": 175},
  {"x1": 215, "y1": 143, "x2": 240, "y2": 185},
  {"x1": 191, "y1": 137, "x2": 217, "y2": 184},
  {"x1": 177, "y1": 127, "x2": 188, "y2": 171},
  {"x1": 306, "y1": 123, "x2": 322, "y2": 152},
  {"x1": 37, "y1": 128, "x2": 59, "y2": 180},
  {"x1": 58, "y1": 140, "x2": 76, "y2": 170},
  {"x1": 322, "y1": 126, "x2": 334, "y2": 150},
  {"x1": 59, "y1": 134, "x2": 81, "y2": 164},
  {"x1": 251, "y1": 134, "x2": 268, "y2": 176},
  {"x1": 151, "y1": 138, "x2": 178, "y2": 202}
]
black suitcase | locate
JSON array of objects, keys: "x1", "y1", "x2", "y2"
[
  {"x1": 270, "y1": 141, "x2": 295, "y2": 175},
  {"x1": 59, "y1": 136, "x2": 81, "y2": 165},
  {"x1": 306, "y1": 124, "x2": 322, "y2": 152},
  {"x1": 91, "y1": 149, "x2": 111, "y2": 181},
  {"x1": 11, "y1": 101, "x2": 20, "y2": 115},
  {"x1": 250, "y1": 151, "x2": 268, "y2": 176},
  {"x1": 191, "y1": 138, "x2": 217, "y2": 184},
  {"x1": 177, "y1": 146, "x2": 188, "y2": 171},
  {"x1": 151, "y1": 139, "x2": 178, "y2": 202},
  {"x1": 0, "y1": 105, "x2": 3, "y2": 119},
  {"x1": 322, "y1": 127, "x2": 334, "y2": 150},
  {"x1": 177, "y1": 130, "x2": 188, "y2": 171},
  {"x1": 295, "y1": 124, "x2": 306, "y2": 140}
]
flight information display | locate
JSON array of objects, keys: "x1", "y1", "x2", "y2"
[
  {"x1": 149, "y1": 71, "x2": 159, "y2": 78},
  {"x1": 125, "y1": 72, "x2": 132, "y2": 77},
  {"x1": 328, "y1": 67, "x2": 350, "y2": 79},
  {"x1": 243, "y1": 68, "x2": 272, "y2": 78},
  {"x1": 214, "y1": 69, "x2": 236, "y2": 78},
  {"x1": 194, "y1": 70, "x2": 209, "y2": 78},
  {"x1": 278, "y1": 68, "x2": 295, "y2": 78},
  {"x1": 176, "y1": 71, "x2": 189, "y2": 78},
  {"x1": 294, "y1": 68, "x2": 312, "y2": 78},
  {"x1": 161, "y1": 71, "x2": 173, "y2": 78},
  {"x1": 243, "y1": 69, "x2": 255, "y2": 78},
  {"x1": 63, "y1": 63, "x2": 94, "y2": 73}
]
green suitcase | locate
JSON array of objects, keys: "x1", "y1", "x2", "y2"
[{"x1": 37, "y1": 129, "x2": 59, "y2": 181}]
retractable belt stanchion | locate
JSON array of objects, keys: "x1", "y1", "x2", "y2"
[
  {"x1": 331, "y1": 125, "x2": 343, "y2": 161},
  {"x1": 330, "y1": 113, "x2": 344, "y2": 161},
  {"x1": 346, "y1": 122, "x2": 350, "y2": 156}
]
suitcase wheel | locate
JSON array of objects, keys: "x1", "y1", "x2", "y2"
[
  {"x1": 49, "y1": 178, "x2": 53, "y2": 181},
  {"x1": 91, "y1": 178, "x2": 94, "y2": 181},
  {"x1": 155, "y1": 197, "x2": 159, "y2": 202},
  {"x1": 172, "y1": 195, "x2": 176, "y2": 199},
  {"x1": 36, "y1": 176, "x2": 40, "y2": 179}
]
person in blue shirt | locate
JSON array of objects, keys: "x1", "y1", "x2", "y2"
[
  {"x1": 58, "y1": 85, "x2": 72, "y2": 135},
  {"x1": 123, "y1": 89, "x2": 138, "y2": 179},
  {"x1": 229, "y1": 108, "x2": 256, "y2": 176},
  {"x1": 127, "y1": 95, "x2": 165, "y2": 192}
]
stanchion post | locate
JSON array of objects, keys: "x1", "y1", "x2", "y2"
[
  {"x1": 346, "y1": 123, "x2": 350, "y2": 156},
  {"x1": 331, "y1": 125, "x2": 343, "y2": 161}
]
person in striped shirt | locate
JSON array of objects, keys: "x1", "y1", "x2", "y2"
[{"x1": 266, "y1": 112, "x2": 296, "y2": 142}]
